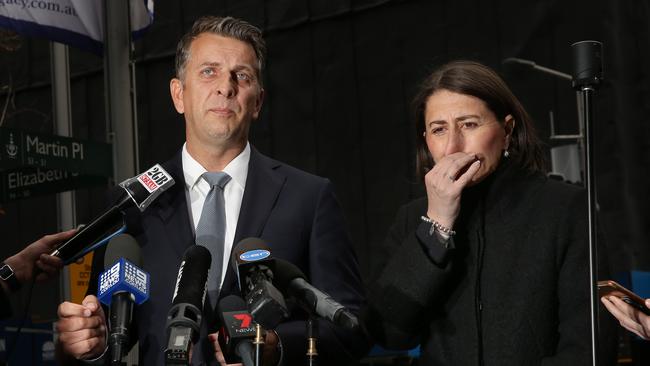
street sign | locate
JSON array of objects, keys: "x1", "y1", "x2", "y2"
[
  {"x1": 0, "y1": 127, "x2": 112, "y2": 177},
  {"x1": 0, "y1": 167, "x2": 107, "y2": 202}
]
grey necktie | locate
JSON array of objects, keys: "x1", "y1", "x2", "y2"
[{"x1": 195, "y1": 171, "x2": 231, "y2": 309}]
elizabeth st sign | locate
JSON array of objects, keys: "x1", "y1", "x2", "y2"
[{"x1": 0, "y1": 127, "x2": 112, "y2": 202}]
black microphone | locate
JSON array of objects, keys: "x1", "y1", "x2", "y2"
[
  {"x1": 97, "y1": 234, "x2": 150, "y2": 365},
  {"x1": 50, "y1": 164, "x2": 175, "y2": 262},
  {"x1": 571, "y1": 40, "x2": 603, "y2": 89},
  {"x1": 218, "y1": 295, "x2": 256, "y2": 366},
  {"x1": 231, "y1": 238, "x2": 289, "y2": 329},
  {"x1": 164, "y1": 245, "x2": 212, "y2": 365},
  {"x1": 273, "y1": 258, "x2": 359, "y2": 331}
]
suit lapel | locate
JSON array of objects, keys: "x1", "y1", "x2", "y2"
[
  {"x1": 154, "y1": 148, "x2": 285, "y2": 301},
  {"x1": 153, "y1": 152, "x2": 194, "y2": 259},
  {"x1": 221, "y1": 147, "x2": 285, "y2": 295}
]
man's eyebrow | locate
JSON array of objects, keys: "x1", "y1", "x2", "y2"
[
  {"x1": 199, "y1": 62, "x2": 221, "y2": 68},
  {"x1": 232, "y1": 64, "x2": 257, "y2": 73},
  {"x1": 198, "y1": 62, "x2": 258, "y2": 77}
]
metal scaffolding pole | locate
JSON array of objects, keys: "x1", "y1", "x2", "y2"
[
  {"x1": 50, "y1": 41, "x2": 75, "y2": 302},
  {"x1": 104, "y1": 0, "x2": 138, "y2": 183}
]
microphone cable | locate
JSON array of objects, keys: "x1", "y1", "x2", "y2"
[{"x1": 3, "y1": 272, "x2": 37, "y2": 363}]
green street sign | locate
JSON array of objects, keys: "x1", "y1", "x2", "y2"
[
  {"x1": 0, "y1": 167, "x2": 107, "y2": 202},
  {"x1": 0, "y1": 127, "x2": 112, "y2": 177}
]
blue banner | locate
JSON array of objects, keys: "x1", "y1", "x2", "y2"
[{"x1": 0, "y1": 0, "x2": 154, "y2": 54}]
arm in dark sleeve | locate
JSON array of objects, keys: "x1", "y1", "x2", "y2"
[
  {"x1": 0, "y1": 286, "x2": 11, "y2": 320},
  {"x1": 364, "y1": 203, "x2": 455, "y2": 350},
  {"x1": 274, "y1": 180, "x2": 371, "y2": 365}
]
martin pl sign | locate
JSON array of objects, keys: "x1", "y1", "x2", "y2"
[
  {"x1": 0, "y1": 127, "x2": 112, "y2": 202},
  {"x1": 0, "y1": 127, "x2": 111, "y2": 176}
]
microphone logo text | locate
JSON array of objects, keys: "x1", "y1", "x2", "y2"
[{"x1": 233, "y1": 313, "x2": 252, "y2": 329}]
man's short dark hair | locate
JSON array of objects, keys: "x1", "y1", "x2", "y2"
[{"x1": 175, "y1": 16, "x2": 266, "y2": 85}]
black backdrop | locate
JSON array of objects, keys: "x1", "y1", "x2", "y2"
[{"x1": 1, "y1": 0, "x2": 649, "y2": 328}]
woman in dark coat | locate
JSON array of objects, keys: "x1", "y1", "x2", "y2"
[{"x1": 365, "y1": 60, "x2": 611, "y2": 365}]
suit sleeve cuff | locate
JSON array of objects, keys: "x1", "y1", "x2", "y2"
[{"x1": 416, "y1": 221, "x2": 454, "y2": 265}]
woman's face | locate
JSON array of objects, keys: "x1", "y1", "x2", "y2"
[{"x1": 423, "y1": 89, "x2": 514, "y2": 184}]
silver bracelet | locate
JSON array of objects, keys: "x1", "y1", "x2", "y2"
[{"x1": 420, "y1": 216, "x2": 456, "y2": 236}]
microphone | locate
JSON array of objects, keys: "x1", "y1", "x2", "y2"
[
  {"x1": 231, "y1": 238, "x2": 289, "y2": 329},
  {"x1": 164, "y1": 245, "x2": 212, "y2": 365},
  {"x1": 571, "y1": 40, "x2": 603, "y2": 89},
  {"x1": 273, "y1": 258, "x2": 359, "y2": 331},
  {"x1": 50, "y1": 164, "x2": 175, "y2": 263},
  {"x1": 218, "y1": 295, "x2": 256, "y2": 366},
  {"x1": 97, "y1": 234, "x2": 150, "y2": 365}
]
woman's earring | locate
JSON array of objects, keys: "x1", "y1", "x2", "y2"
[{"x1": 503, "y1": 149, "x2": 510, "y2": 158}]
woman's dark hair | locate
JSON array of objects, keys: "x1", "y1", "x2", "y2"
[{"x1": 413, "y1": 60, "x2": 546, "y2": 178}]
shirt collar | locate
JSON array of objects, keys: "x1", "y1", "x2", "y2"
[{"x1": 182, "y1": 142, "x2": 250, "y2": 191}]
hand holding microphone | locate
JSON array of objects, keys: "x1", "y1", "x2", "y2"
[
  {"x1": 1, "y1": 229, "x2": 76, "y2": 293},
  {"x1": 56, "y1": 294, "x2": 107, "y2": 360},
  {"x1": 213, "y1": 295, "x2": 280, "y2": 366},
  {"x1": 56, "y1": 233, "x2": 147, "y2": 362},
  {"x1": 96, "y1": 234, "x2": 150, "y2": 365},
  {"x1": 216, "y1": 295, "x2": 256, "y2": 366}
]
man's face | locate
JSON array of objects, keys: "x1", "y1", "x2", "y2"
[{"x1": 170, "y1": 33, "x2": 264, "y2": 151}]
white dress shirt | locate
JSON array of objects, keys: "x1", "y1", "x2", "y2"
[{"x1": 181, "y1": 142, "x2": 249, "y2": 287}]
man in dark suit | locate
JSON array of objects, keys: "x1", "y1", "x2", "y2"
[{"x1": 55, "y1": 16, "x2": 368, "y2": 365}]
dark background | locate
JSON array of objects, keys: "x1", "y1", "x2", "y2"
[{"x1": 1, "y1": 0, "x2": 649, "y2": 349}]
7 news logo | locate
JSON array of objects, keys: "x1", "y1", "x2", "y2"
[
  {"x1": 228, "y1": 312, "x2": 255, "y2": 334},
  {"x1": 233, "y1": 313, "x2": 252, "y2": 328}
]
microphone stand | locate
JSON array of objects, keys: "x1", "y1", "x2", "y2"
[
  {"x1": 571, "y1": 40, "x2": 603, "y2": 366},
  {"x1": 254, "y1": 324, "x2": 264, "y2": 366},
  {"x1": 306, "y1": 317, "x2": 318, "y2": 366}
]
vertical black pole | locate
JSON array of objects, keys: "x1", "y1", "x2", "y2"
[{"x1": 571, "y1": 40, "x2": 603, "y2": 366}]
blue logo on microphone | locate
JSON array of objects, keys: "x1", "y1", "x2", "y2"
[
  {"x1": 98, "y1": 258, "x2": 150, "y2": 306},
  {"x1": 240, "y1": 249, "x2": 270, "y2": 262}
]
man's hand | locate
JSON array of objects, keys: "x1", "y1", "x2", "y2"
[
  {"x1": 602, "y1": 296, "x2": 650, "y2": 340},
  {"x1": 209, "y1": 332, "x2": 243, "y2": 366},
  {"x1": 56, "y1": 295, "x2": 107, "y2": 360},
  {"x1": 4, "y1": 229, "x2": 76, "y2": 286},
  {"x1": 209, "y1": 330, "x2": 279, "y2": 366}
]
